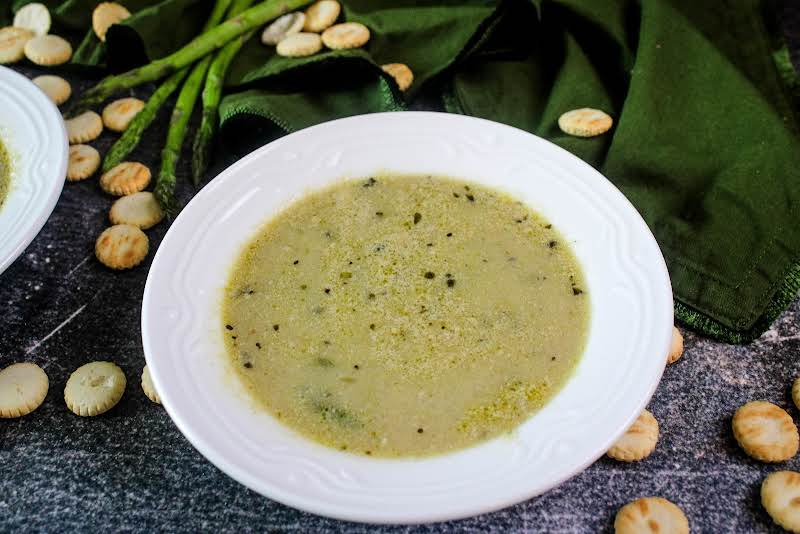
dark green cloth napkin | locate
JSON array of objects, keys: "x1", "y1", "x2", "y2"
[{"x1": 6, "y1": 0, "x2": 800, "y2": 343}]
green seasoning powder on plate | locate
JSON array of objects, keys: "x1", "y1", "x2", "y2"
[{"x1": 0, "y1": 139, "x2": 10, "y2": 209}]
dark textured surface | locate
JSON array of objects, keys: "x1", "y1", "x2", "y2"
[{"x1": 2, "y1": 6, "x2": 799, "y2": 533}]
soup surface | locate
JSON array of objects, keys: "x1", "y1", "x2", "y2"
[
  {"x1": 0, "y1": 139, "x2": 10, "y2": 208},
  {"x1": 223, "y1": 174, "x2": 590, "y2": 457}
]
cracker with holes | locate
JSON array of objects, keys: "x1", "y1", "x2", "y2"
[
  {"x1": 558, "y1": 108, "x2": 613, "y2": 137},
  {"x1": 733, "y1": 400, "x2": 799, "y2": 462},
  {"x1": 0, "y1": 27, "x2": 34, "y2": 64},
  {"x1": 33, "y1": 75, "x2": 71, "y2": 105},
  {"x1": 0, "y1": 362, "x2": 49, "y2": 418},
  {"x1": 13, "y1": 3, "x2": 51, "y2": 36},
  {"x1": 381, "y1": 63, "x2": 413, "y2": 92},
  {"x1": 24, "y1": 34, "x2": 72, "y2": 66},
  {"x1": 95, "y1": 224, "x2": 149, "y2": 269},
  {"x1": 762, "y1": 471, "x2": 800, "y2": 533},
  {"x1": 321, "y1": 22, "x2": 369, "y2": 50},
  {"x1": 93, "y1": 2, "x2": 131, "y2": 42},
  {"x1": 102, "y1": 97, "x2": 144, "y2": 132},
  {"x1": 607, "y1": 409, "x2": 659, "y2": 462},
  {"x1": 64, "y1": 361, "x2": 126, "y2": 416},
  {"x1": 141, "y1": 365, "x2": 161, "y2": 404},
  {"x1": 109, "y1": 191, "x2": 163, "y2": 229},
  {"x1": 304, "y1": 0, "x2": 340, "y2": 32},
  {"x1": 668, "y1": 326, "x2": 684, "y2": 364},
  {"x1": 67, "y1": 144, "x2": 101, "y2": 182},
  {"x1": 100, "y1": 161, "x2": 151, "y2": 196},
  {"x1": 614, "y1": 497, "x2": 689, "y2": 534},
  {"x1": 66, "y1": 111, "x2": 103, "y2": 144},
  {"x1": 262, "y1": 12, "x2": 305, "y2": 46},
  {"x1": 276, "y1": 32, "x2": 322, "y2": 57}
]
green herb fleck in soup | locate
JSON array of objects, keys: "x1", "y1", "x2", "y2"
[{"x1": 222, "y1": 174, "x2": 590, "y2": 457}]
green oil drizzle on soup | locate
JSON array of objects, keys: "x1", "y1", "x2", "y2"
[
  {"x1": 0, "y1": 139, "x2": 10, "y2": 209},
  {"x1": 222, "y1": 174, "x2": 590, "y2": 457}
]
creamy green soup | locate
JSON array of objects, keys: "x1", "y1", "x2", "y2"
[
  {"x1": 223, "y1": 174, "x2": 590, "y2": 457},
  {"x1": 0, "y1": 139, "x2": 10, "y2": 209}
]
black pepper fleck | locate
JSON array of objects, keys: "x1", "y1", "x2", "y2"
[
  {"x1": 417, "y1": 428, "x2": 424, "y2": 434},
  {"x1": 424, "y1": 271, "x2": 435, "y2": 279},
  {"x1": 354, "y1": 364, "x2": 359, "y2": 370},
  {"x1": 255, "y1": 342, "x2": 261, "y2": 349},
  {"x1": 293, "y1": 260, "x2": 299, "y2": 265},
  {"x1": 544, "y1": 224, "x2": 552, "y2": 229},
  {"x1": 243, "y1": 362, "x2": 253, "y2": 369},
  {"x1": 414, "y1": 212, "x2": 421, "y2": 224},
  {"x1": 273, "y1": 324, "x2": 280, "y2": 331},
  {"x1": 466, "y1": 194, "x2": 475, "y2": 202},
  {"x1": 426, "y1": 243, "x2": 433, "y2": 247},
  {"x1": 447, "y1": 279, "x2": 456, "y2": 288},
  {"x1": 324, "y1": 288, "x2": 331, "y2": 294},
  {"x1": 300, "y1": 284, "x2": 307, "y2": 290},
  {"x1": 548, "y1": 240, "x2": 558, "y2": 248},
  {"x1": 375, "y1": 211, "x2": 383, "y2": 217},
  {"x1": 572, "y1": 287, "x2": 584, "y2": 295},
  {"x1": 363, "y1": 177, "x2": 377, "y2": 187},
  {"x1": 453, "y1": 192, "x2": 460, "y2": 198},
  {"x1": 446, "y1": 232, "x2": 453, "y2": 237},
  {"x1": 369, "y1": 324, "x2": 375, "y2": 330},
  {"x1": 225, "y1": 324, "x2": 233, "y2": 330}
]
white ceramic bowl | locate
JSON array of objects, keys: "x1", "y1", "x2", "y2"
[
  {"x1": 0, "y1": 66, "x2": 68, "y2": 275},
  {"x1": 143, "y1": 112, "x2": 672, "y2": 524}
]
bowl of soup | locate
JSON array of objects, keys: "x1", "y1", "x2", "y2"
[
  {"x1": 142, "y1": 112, "x2": 672, "y2": 524},
  {"x1": 0, "y1": 66, "x2": 68, "y2": 275}
]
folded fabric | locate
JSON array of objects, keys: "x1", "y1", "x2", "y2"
[{"x1": 6, "y1": 0, "x2": 799, "y2": 343}]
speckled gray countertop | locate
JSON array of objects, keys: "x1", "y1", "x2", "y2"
[{"x1": 2, "y1": 6, "x2": 800, "y2": 533}]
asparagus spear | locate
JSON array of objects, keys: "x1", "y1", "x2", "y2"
[
  {"x1": 154, "y1": 57, "x2": 213, "y2": 213},
  {"x1": 73, "y1": 0, "x2": 312, "y2": 112},
  {"x1": 102, "y1": 0, "x2": 234, "y2": 172},
  {"x1": 191, "y1": 5, "x2": 255, "y2": 184},
  {"x1": 156, "y1": 54, "x2": 239, "y2": 211},
  {"x1": 71, "y1": 28, "x2": 97, "y2": 64},
  {"x1": 190, "y1": 37, "x2": 245, "y2": 184},
  {"x1": 87, "y1": 43, "x2": 106, "y2": 65},
  {"x1": 155, "y1": 0, "x2": 255, "y2": 206},
  {"x1": 102, "y1": 69, "x2": 190, "y2": 172}
]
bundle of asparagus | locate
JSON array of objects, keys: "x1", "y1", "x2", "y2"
[{"x1": 74, "y1": 0, "x2": 313, "y2": 214}]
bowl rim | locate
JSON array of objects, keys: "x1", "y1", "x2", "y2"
[
  {"x1": 142, "y1": 111, "x2": 672, "y2": 524},
  {"x1": 0, "y1": 66, "x2": 67, "y2": 276}
]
